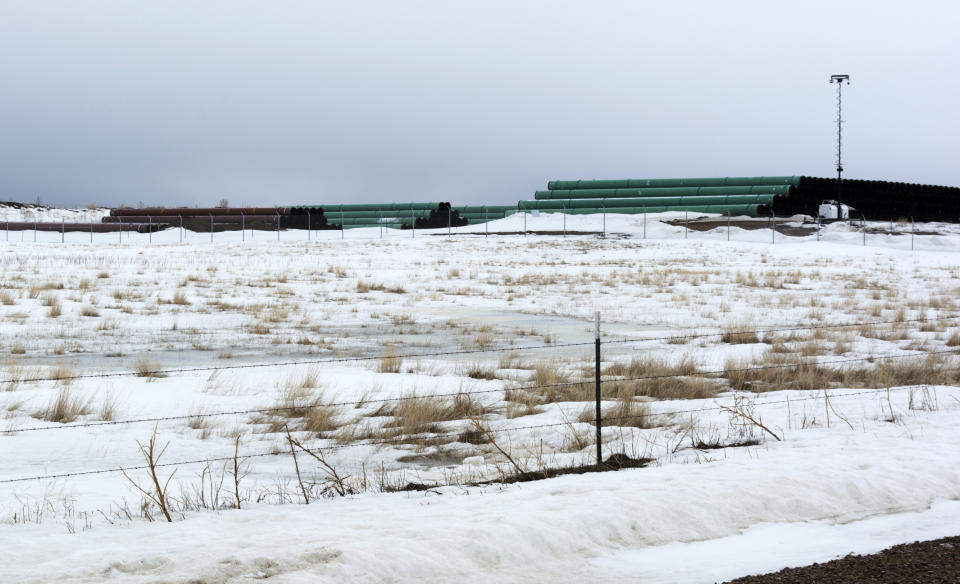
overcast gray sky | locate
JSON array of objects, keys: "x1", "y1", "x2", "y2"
[{"x1": 1, "y1": 1, "x2": 957, "y2": 207}]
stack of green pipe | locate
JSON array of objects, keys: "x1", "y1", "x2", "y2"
[
  {"x1": 452, "y1": 205, "x2": 518, "y2": 214},
  {"x1": 534, "y1": 185, "x2": 790, "y2": 200},
  {"x1": 546, "y1": 176, "x2": 800, "y2": 190},
  {"x1": 550, "y1": 204, "x2": 762, "y2": 216},
  {"x1": 519, "y1": 195, "x2": 772, "y2": 210}
]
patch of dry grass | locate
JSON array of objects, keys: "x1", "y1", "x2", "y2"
[
  {"x1": 33, "y1": 388, "x2": 91, "y2": 423},
  {"x1": 377, "y1": 347, "x2": 402, "y2": 374},
  {"x1": 372, "y1": 392, "x2": 491, "y2": 437},
  {"x1": 720, "y1": 322, "x2": 760, "y2": 344},
  {"x1": 133, "y1": 355, "x2": 165, "y2": 379}
]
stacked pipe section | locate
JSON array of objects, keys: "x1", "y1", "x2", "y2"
[
  {"x1": 450, "y1": 205, "x2": 518, "y2": 225},
  {"x1": 776, "y1": 177, "x2": 960, "y2": 222},
  {"x1": 106, "y1": 207, "x2": 289, "y2": 232},
  {"x1": 289, "y1": 203, "x2": 467, "y2": 229},
  {"x1": 521, "y1": 177, "x2": 798, "y2": 218}
]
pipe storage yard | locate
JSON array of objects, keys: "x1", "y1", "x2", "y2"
[{"x1": 10, "y1": 174, "x2": 954, "y2": 234}]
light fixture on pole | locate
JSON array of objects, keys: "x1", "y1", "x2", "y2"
[{"x1": 829, "y1": 74, "x2": 850, "y2": 200}]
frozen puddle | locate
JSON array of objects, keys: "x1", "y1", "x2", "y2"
[{"x1": 591, "y1": 499, "x2": 960, "y2": 583}]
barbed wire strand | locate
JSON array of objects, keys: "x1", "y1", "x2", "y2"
[
  {"x1": 3, "y1": 315, "x2": 957, "y2": 385},
  {"x1": 3, "y1": 383, "x2": 955, "y2": 485},
  {"x1": 4, "y1": 346, "x2": 957, "y2": 436}
]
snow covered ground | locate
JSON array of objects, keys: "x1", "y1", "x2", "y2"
[{"x1": 1, "y1": 208, "x2": 959, "y2": 582}]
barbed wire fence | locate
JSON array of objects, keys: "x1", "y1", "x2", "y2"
[{"x1": 2, "y1": 315, "x2": 958, "y2": 497}]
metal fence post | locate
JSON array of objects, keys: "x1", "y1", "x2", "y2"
[
  {"x1": 277, "y1": 213, "x2": 281, "y2": 241},
  {"x1": 447, "y1": 207, "x2": 451, "y2": 237},
  {"x1": 770, "y1": 211, "x2": 775, "y2": 245},
  {"x1": 34, "y1": 221, "x2": 37, "y2": 242},
  {"x1": 727, "y1": 210, "x2": 730, "y2": 241},
  {"x1": 179, "y1": 215, "x2": 183, "y2": 243},
  {"x1": 484, "y1": 206, "x2": 488, "y2": 237},
  {"x1": 594, "y1": 311, "x2": 602, "y2": 466},
  {"x1": 61, "y1": 217, "x2": 64, "y2": 243},
  {"x1": 684, "y1": 210, "x2": 688, "y2": 239},
  {"x1": 816, "y1": 216, "x2": 821, "y2": 242},
  {"x1": 306, "y1": 209, "x2": 311, "y2": 241},
  {"x1": 410, "y1": 208, "x2": 414, "y2": 239},
  {"x1": 602, "y1": 201, "x2": 606, "y2": 237},
  {"x1": 910, "y1": 216, "x2": 915, "y2": 251},
  {"x1": 118, "y1": 218, "x2": 122, "y2": 245},
  {"x1": 562, "y1": 201, "x2": 567, "y2": 238},
  {"x1": 862, "y1": 214, "x2": 866, "y2": 246},
  {"x1": 148, "y1": 215, "x2": 152, "y2": 244},
  {"x1": 210, "y1": 213, "x2": 214, "y2": 243},
  {"x1": 90, "y1": 220, "x2": 93, "y2": 244},
  {"x1": 643, "y1": 207, "x2": 646, "y2": 239},
  {"x1": 523, "y1": 209, "x2": 527, "y2": 236},
  {"x1": 241, "y1": 212, "x2": 245, "y2": 242}
]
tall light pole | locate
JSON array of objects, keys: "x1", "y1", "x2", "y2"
[{"x1": 830, "y1": 74, "x2": 850, "y2": 200}]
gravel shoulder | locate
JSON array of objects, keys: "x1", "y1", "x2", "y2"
[{"x1": 722, "y1": 535, "x2": 960, "y2": 584}]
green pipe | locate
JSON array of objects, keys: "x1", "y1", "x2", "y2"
[
  {"x1": 525, "y1": 204, "x2": 762, "y2": 217},
  {"x1": 519, "y1": 195, "x2": 773, "y2": 210},
  {"x1": 455, "y1": 211, "x2": 513, "y2": 218},
  {"x1": 535, "y1": 185, "x2": 790, "y2": 200},
  {"x1": 546, "y1": 176, "x2": 800, "y2": 190},
  {"x1": 452, "y1": 205, "x2": 518, "y2": 214}
]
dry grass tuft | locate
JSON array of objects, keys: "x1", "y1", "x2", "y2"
[
  {"x1": 720, "y1": 322, "x2": 760, "y2": 344},
  {"x1": 377, "y1": 348, "x2": 402, "y2": 374},
  {"x1": 373, "y1": 392, "x2": 491, "y2": 436},
  {"x1": 49, "y1": 363, "x2": 76, "y2": 386},
  {"x1": 33, "y1": 388, "x2": 91, "y2": 423},
  {"x1": 461, "y1": 362, "x2": 498, "y2": 380},
  {"x1": 172, "y1": 290, "x2": 190, "y2": 305},
  {"x1": 724, "y1": 352, "x2": 957, "y2": 392},
  {"x1": 579, "y1": 396, "x2": 657, "y2": 429},
  {"x1": 133, "y1": 355, "x2": 166, "y2": 379},
  {"x1": 601, "y1": 355, "x2": 717, "y2": 400}
]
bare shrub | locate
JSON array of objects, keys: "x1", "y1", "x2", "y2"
[
  {"x1": 0, "y1": 290, "x2": 15, "y2": 305},
  {"x1": 80, "y1": 305, "x2": 100, "y2": 317},
  {"x1": 121, "y1": 424, "x2": 175, "y2": 522},
  {"x1": 172, "y1": 291, "x2": 190, "y2": 305}
]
